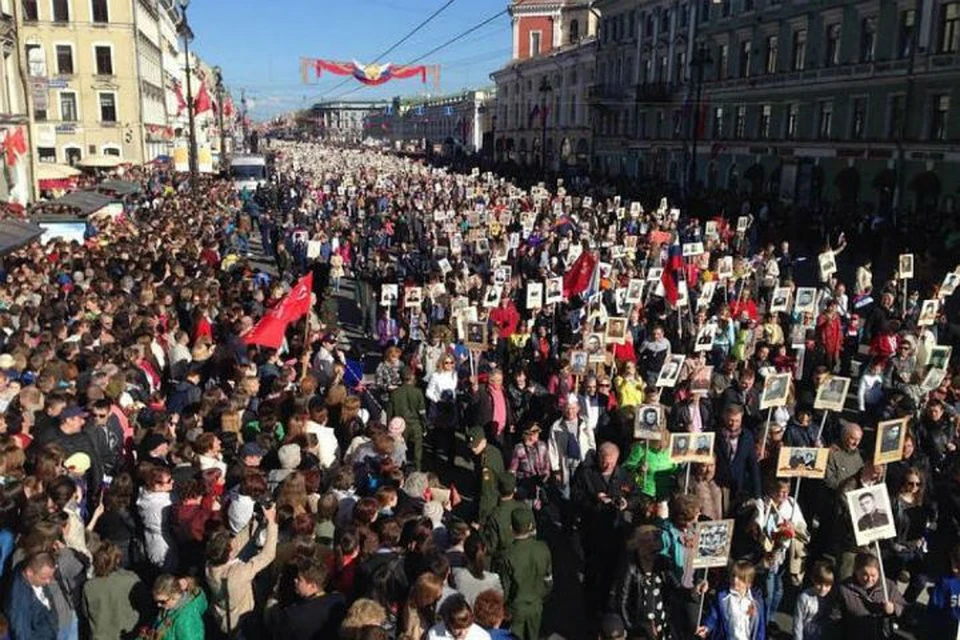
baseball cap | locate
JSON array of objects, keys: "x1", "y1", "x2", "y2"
[
  {"x1": 321, "y1": 333, "x2": 337, "y2": 344},
  {"x1": 240, "y1": 442, "x2": 266, "y2": 459},
  {"x1": 61, "y1": 406, "x2": 88, "y2": 420}
]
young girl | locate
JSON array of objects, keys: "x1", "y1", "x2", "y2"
[
  {"x1": 792, "y1": 561, "x2": 835, "y2": 640},
  {"x1": 697, "y1": 560, "x2": 766, "y2": 639}
]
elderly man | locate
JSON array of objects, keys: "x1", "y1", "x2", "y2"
[
  {"x1": 572, "y1": 441, "x2": 637, "y2": 619},
  {"x1": 825, "y1": 423, "x2": 865, "y2": 491},
  {"x1": 547, "y1": 394, "x2": 596, "y2": 499}
]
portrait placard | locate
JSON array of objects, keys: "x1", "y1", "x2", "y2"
[
  {"x1": 874, "y1": 418, "x2": 908, "y2": 466},
  {"x1": 691, "y1": 520, "x2": 734, "y2": 569},
  {"x1": 760, "y1": 373, "x2": 791, "y2": 410},
  {"x1": 846, "y1": 484, "x2": 897, "y2": 547},
  {"x1": 634, "y1": 404, "x2": 664, "y2": 440},
  {"x1": 814, "y1": 376, "x2": 851, "y2": 412},
  {"x1": 669, "y1": 432, "x2": 715, "y2": 465},
  {"x1": 655, "y1": 355, "x2": 686, "y2": 388},
  {"x1": 776, "y1": 447, "x2": 830, "y2": 479}
]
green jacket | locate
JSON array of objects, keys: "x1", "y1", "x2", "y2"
[
  {"x1": 388, "y1": 384, "x2": 426, "y2": 428},
  {"x1": 482, "y1": 497, "x2": 521, "y2": 559},
  {"x1": 478, "y1": 446, "x2": 505, "y2": 521},
  {"x1": 500, "y1": 536, "x2": 552, "y2": 607},
  {"x1": 153, "y1": 588, "x2": 207, "y2": 640},
  {"x1": 624, "y1": 443, "x2": 677, "y2": 499},
  {"x1": 82, "y1": 569, "x2": 145, "y2": 640}
]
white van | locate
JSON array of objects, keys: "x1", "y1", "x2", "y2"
[{"x1": 229, "y1": 154, "x2": 268, "y2": 193}]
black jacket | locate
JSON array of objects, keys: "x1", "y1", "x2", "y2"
[{"x1": 275, "y1": 592, "x2": 347, "y2": 640}]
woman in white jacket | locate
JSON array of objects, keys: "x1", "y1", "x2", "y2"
[{"x1": 136, "y1": 467, "x2": 178, "y2": 572}]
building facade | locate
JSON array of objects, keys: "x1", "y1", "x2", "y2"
[
  {"x1": 311, "y1": 101, "x2": 387, "y2": 144},
  {"x1": 365, "y1": 90, "x2": 495, "y2": 155},
  {"x1": 0, "y1": 0, "x2": 30, "y2": 204},
  {"x1": 20, "y1": 0, "x2": 146, "y2": 165},
  {"x1": 491, "y1": 0, "x2": 598, "y2": 171},
  {"x1": 588, "y1": 0, "x2": 960, "y2": 211}
]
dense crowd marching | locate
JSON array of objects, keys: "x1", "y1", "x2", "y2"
[{"x1": 0, "y1": 140, "x2": 958, "y2": 640}]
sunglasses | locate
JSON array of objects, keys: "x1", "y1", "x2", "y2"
[{"x1": 905, "y1": 481, "x2": 921, "y2": 486}]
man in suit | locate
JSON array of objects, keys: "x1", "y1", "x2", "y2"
[
  {"x1": 713, "y1": 404, "x2": 762, "y2": 508},
  {"x1": 579, "y1": 375, "x2": 610, "y2": 443},
  {"x1": 856, "y1": 491, "x2": 891, "y2": 530}
]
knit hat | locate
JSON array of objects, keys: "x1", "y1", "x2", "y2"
[
  {"x1": 278, "y1": 443, "x2": 301, "y2": 470},
  {"x1": 228, "y1": 495, "x2": 255, "y2": 534}
]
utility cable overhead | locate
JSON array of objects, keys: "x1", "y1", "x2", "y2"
[{"x1": 315, "y1": 0, "x2": 459, "y2": 101}]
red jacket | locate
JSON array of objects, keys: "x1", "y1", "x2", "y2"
[
  {"x1": 816, "y1": 313, "x2": 843, "y2": 358},
  {"x1": 490, "y1": 302, "x2": 520, "y2": 339}
]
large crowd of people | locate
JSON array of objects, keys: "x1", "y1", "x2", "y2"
[{"x1": 0, "y1": 140, "x2": 957, "y2": 640}]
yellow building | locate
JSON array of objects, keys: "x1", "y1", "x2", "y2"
[{"x1": 19, "y1": 0, "x2": 146, "y2": 166}]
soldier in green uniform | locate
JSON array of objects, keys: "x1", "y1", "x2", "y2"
[
  {"x1": 468, "y1": 425, "x2": 505, "y2": 522},
  {"x1": 500, "y1": 507, "x2": 552, "y2": 640},
  {"x1": 482, "y1": 472, "x2": 521, "y2": 561},
  {"x1": 388, "y1": 369, "x2": 426, "y2": 470}
]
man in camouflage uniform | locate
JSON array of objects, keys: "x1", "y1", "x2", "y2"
[
  {"x1": 499, "y1": 507, "x2": 552, "y2": 640},
  {"x1": 482, "y1": 473, "x2": 521, "y2": 562},
  {"x1": 469, "y1": 425, "x2": 505, "y2": 522}
]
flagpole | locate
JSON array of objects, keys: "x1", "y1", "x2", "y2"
[{"x1": 301, "y1": 314, "x2": 311, "y2": 381}]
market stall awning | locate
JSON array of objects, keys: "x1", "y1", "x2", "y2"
[
  {"x1": 36, "y1": 163, "x2": 82, "y2": 190},
  {"x1": 40, "y1": 190, "x2": 116, "y2": 217},
  {"x1": 0, "y1": 218, "x2": 44, "y2": 255},
  {"x1": 96, "y1": 179, "x2": 141, "y2": 196}
]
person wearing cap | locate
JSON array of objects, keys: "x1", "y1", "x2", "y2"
[
  {"x1": 482, "y1": 473, "x2": 521, "y2": 561},
  {"x1": 312, "y1": 332, "x2": 339, "y2": 388},
  {"x1": 388, "y1": 368, "x2": 427, "y2": 471},
  {"x1": 498, "y1": 506, "x2": 551, "y2": 640},
  {"x1": 29, "y1": 404, "x2": 104, "y2": 499},
  {"x1": 469, "y1": 425, "x2": 505, "y2": 522},
  {"x1": 226, "y1": 441, "x2": 266, "y2": 489},
  {"x1": 509, "y1": 422, "x2": 550, "y2": 508}
]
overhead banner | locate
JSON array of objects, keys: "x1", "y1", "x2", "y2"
[{"x1": 300, "y1": 57, "x2": 440, "y2": 88}]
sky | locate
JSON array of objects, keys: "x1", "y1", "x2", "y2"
[{"x1": 185, "y1": 0, "x2": 513, "y2": 120}]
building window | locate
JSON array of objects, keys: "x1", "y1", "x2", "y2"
[
  {"x1": 661, "y1": 9, "x2": 670, "y2": 33},
  {"x1": 52, "y1": 0, "x2": 68, "y2": 21},
  {"x1": 860, "y1": 17, "x2": 876, "y2": 62},
  {"x1": 59, "y1": 91, "x2": 77, "y2": 121},
  {"x1": 656, "y1": 111, "x2": 664, "y2": 138},
  {"x1": 765, "y1": 36, "x2": 778, "y2": 74},
  {"x1": 680, "y1": 4, "x2": 688, "y2": 28},
  {"x1": 700, "y1": 0, "x2": 709, "y2": 23},
  {"x1": 99, "y1": 92, "x2": 117, "y2": 122},
  {"x1": 659, "y1": 55, "x2": 668, "y2": 82},
  {"x1": 759, "y1": 105, "x2": 771, "y2": 138},
  {"x1": 900, "y1": 10, "x2": 916, "y2": 58},
  {"x1": 95, "y1": 45, "x2": 113, "y2": 75},
  {"x1": 931, "y1": 95, "x2": 950, "y2": 140},
  {"x1": 712, "y1": 106, "x2": 724, "y2": 138},
  {"x1": 569, "y1": 19, "x2": 579, "y2": 43},
  {"x1": 37, "y1": 147, "x2": 56, "y2": 163},
  {"x1": 92, "y1": 0, "x2": 109, "y2": 23},
  {"x1": 942, "y1": 3, "x2": 960, "y2": 53},
  {"x1": 55, "y1": 45, "x2": 73, "y2": 75},
  {"x1": 786, "y1": 103, "x2": 798, "y2": 139},
  {"x1": 739, "y1": 40, "x2": 751, "y2": 77},
  {"x1": 675, "y1": 52, "x2": 686, "y2": 83},
  {"x1": 530, "y1": 31, "x2": 542, "y2": 57},
  {"x1": 720, "y1": 0, "x2": 730, "y2": 18},
  {"x1": 638, "y1": 111, "x2": 647, "y2": 137},
  {"x1": 818, "y1": 101, "x2": 833, "y2": 139},
  {"x1": 717, "y1": 44, "x2": 728, "y2": 80},
  {"x1": 825, "y1": 24, "x2": 840, "y2": 67},
  {"x1": 646, "y1": 14, "x2": 654, "y2": 36},
  {"x1": 23, "y1": 0, "x2": 38, "y2": 21},
  {"x1": 103, "y1": 146, "x2": 121, "y2": 157},
  {"x1": 888, "y1": 95, "x2": 904, "y2": 138},
  {"x1": 792, "y1": 29, "x2": 807, "y2": 71},
  {"x1": 734, "y1": 105, "x2": 746, "y2": 138},
  {"x1": 744, "y1": 0, "x2": 754, "y2": 11},
  {"x1": 851, "y1": 98, "x2": 866, "y2": 139}
]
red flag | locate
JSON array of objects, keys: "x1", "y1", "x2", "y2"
[
  {"x1": 661, "y1": 243, "x2": 684, "y2": 306},
  {"x1": 223, "y1": 98, "x2": 234, "y2": 118},
  {"x1": 4, "y1": 128, "x2": 26, "y2": 167},
  {"x1": 194, "y1": 83, "x2": 213, "y2": 114},
  {"x1": 171, "y1": 80, "x2": 187, "y2": 116},
  {"x1": 563, "y1": 251, "x2": 598, "y2": 299},
  {"x1": 243, "y1": 273, "x2": 314, "y2": 349}
]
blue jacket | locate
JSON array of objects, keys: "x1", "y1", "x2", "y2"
[
  {"x1": 927, "y1": 575, "x2": 960, "y2": 636},
  {"x1": 7, "y1": 570, "x2": 58, "y2": 640},
  {"x1": 714, "y1": 429, "x2": 762, "y2": 504},
  {"x1": 702, "y1": 587, "x2": 766, "y2": 640}
]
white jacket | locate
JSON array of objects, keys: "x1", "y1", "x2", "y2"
[
  {"x1": 136, "y1": 488, "x2": 177, "y2": 571},
  {"x1": 307, "y1": 420, "x2": 340, "y2": 469},
  {"x1": 547, "y1": 417, "x2": 596, "y2": 492}
]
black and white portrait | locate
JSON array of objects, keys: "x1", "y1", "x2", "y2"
[
  {"x1": 874, "y1": 418, "x2": 908, "y2": 465},
  {"x1": 899, "y1": 253, "x2": 915, "y2": 279},
  {"x1": 846, "y1": 485, "x2": 897, "y2": 547},
  {"x1": 633, "y1": 404, "x2": 663, "y2": 440},
  {"x1": 692, "y1": 520, "x2": 734, "y2": 569},
  {"x1": 760, "y1": 373, "x2": 791, "y2": 410},
  {"x1": 656, "y1": 355, "x2": 685, "y2": 388},
  {"x1": 814, "y1": 376, "x2": 851, "y2": 412}
]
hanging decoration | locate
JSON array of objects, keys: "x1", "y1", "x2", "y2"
[{"x1": 300, "y1": 58, "x2": 440, "y2": 88}]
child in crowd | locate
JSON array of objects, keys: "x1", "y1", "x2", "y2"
[
  {"x1": 697, "y1": 560, "x2": 766, "y2": 640},
  {"x1": 927, "y1": 544, "x2": 960, "y2": 637},
  {"x1": 793, "y1": 560, "x2": 836, "y2": 640}
]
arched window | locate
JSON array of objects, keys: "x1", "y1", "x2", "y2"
[{"x1": 570, "y1": 20, "x2": 580, "y2": 43}]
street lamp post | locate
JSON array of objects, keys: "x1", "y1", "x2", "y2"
[
  {"x1": 688, "y1": 43, "x2": 712, "y2": 197},
  {"x1": 177, "y1": 0, "x2": 197, "y2": 187},
  {"x1": 491, "y1": 114, "x2": 498, "y2": 164},
  {"x1": 214, "y1": 66, "x2": 227, "y2": 170},
  {"x1": 538, "y1": 77, "x2": 552, "y2": 173}
]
